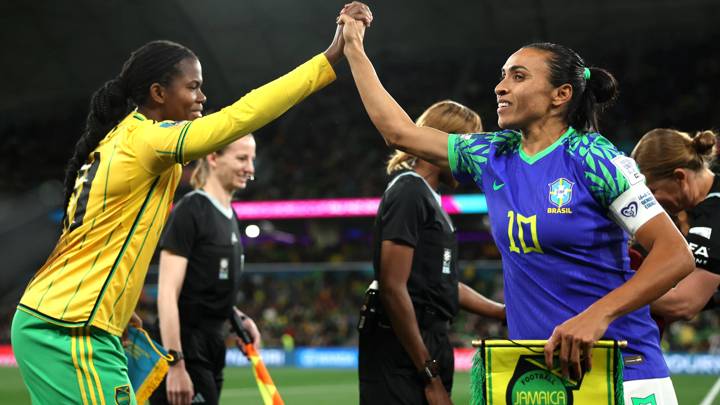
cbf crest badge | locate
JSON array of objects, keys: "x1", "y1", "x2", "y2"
[{"x1": 547, "y1": 178, "x2": 574, "y2": 214}]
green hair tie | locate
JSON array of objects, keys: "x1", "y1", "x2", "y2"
[{"x1": 583, "y1": 67, "x2": 591, "y2": 80}]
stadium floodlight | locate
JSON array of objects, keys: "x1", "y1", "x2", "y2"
[{"x1": 245, "y1": 224, "x2": 261, "y2": 238}]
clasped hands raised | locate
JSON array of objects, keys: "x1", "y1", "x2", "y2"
[{"x1": 337, "y1": 2, "x2": 372, "y2": 48}]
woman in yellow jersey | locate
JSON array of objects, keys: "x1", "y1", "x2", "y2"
[{"x1": 11, "y1": 3, "x2": 373, "y2": 404}]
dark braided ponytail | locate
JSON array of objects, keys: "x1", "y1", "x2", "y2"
[
  {"x1": 61, "y1": 79, "x2": 129, "y2": 215},
  {"x1": 522, "y1": 42, "x2": 619, "y2": 133},
  {"x1": 62, "y1": 40, "x2": 196, "y2": 215}
]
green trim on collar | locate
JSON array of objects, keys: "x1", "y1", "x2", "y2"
[
  {"x1": 447, "y1": 134, "x2": 460, "y2": 175},
  {"x1": 519, "y1": 127, "x2": 575, "y2": 165}
]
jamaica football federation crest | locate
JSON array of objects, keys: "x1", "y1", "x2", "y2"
[
  {"x1": 506, "y1": 355, "x2": 582, "y2": 405},
  {"x1": 471, "y1": 340, "x2": 624, "y2": 405},
  {"x1": 547, "y1": 178, "x2": 574, "y2": 214}
]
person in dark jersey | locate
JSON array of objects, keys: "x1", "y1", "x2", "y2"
[
  {"x1": 338, "y1": 13, "x2": 693, "y2": 404},
  {"x1": 151, "y1": 135, "x2": 259, "y2": 405},
  {"x1": 633, "y1": 129, "x2": 720, "y2": 321},
  {"x1": 359, "y1": 100, "x2": 505, "y2": 405}
]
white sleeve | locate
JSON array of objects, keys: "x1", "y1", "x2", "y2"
[{"x1": 608, "y1": 182, "x2": 665, "y2": 235}]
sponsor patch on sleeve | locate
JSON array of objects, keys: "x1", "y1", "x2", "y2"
[
  {"x1": 609, "y1": 182, "x2": 664, "y2": 235},
  {"x1": 611, "y1": 155, "x2": 644, "y2": 186}
]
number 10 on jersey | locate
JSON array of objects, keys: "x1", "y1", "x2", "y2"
[{"x1": 506, "y1": 210, "x2": 543, "y2": 254}]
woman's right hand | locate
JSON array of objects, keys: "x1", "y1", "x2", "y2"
[
  {"x1": 166, "y1": 365, "x2": 194, "y2": 405},
  {"x1": 324, "y1": 2, "x2": 372, "y2": 64}
]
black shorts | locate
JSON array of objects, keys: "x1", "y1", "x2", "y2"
[
  {"x1": 358, "y1": 325, "x2": 454, "y2": 405},
  {"x1": 150, "y1": 327, "x2": 226, "y2": 405}
]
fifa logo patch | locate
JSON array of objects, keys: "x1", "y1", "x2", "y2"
[
  {"x1": 547, "y1": 178, "x2": 574, "y2": 214},
  {"x1": 442, "y1": 248, "x2": 452, "y2": 274},
  {"x1": 219, "y1": 257, "x2": 229, "y2": 280}
]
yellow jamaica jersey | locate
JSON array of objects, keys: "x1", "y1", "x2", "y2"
[{"x1": 19, "y1": 53, "x2": 335, "y2": 336}]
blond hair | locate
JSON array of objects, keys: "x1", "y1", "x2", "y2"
[
  {"x1": 189, "y1": 157, "x2": 215, "y2": 189},
  {"x1": 631, "y1": 128, "x2": 717, "y2": 181},
  {"x1": 386, "y1": 100, "x2": 483, "y2": 174}
]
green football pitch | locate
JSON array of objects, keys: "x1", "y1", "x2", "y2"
[{"x1": 0, "y1": 367, "x2": 718, "y2": 404}]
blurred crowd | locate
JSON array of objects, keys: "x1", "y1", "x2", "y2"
[
  {"x1": 233, "y1": 36, "x2": 720, "y2": 202},
  {"x1": 2, "y1": 251, "x2": 720, "y2": 355},
  {"x1": 126, "y1": 260, "x2": 720, "y2": 354},
  {"x1": 4, "y1": 35, "x2": 719, "y2": 199}
]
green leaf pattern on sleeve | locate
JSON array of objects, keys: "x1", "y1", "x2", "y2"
[
  {"x1": 568, "y1": 133, "x2": 631, "y2": 208},
  {"x1": 449, "y1": 130, "x2": 521, "y2": 188}
]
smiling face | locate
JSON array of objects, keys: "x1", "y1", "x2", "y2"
[
  {"x1": 210, "y1": 136, "x2": 256, "y2": 192},
  {"x1": 160, "y1": 57, "x2": 206, "y2": 121},
  {"x1": 494, "y1": 48, "x2": 566, "y2": 130}
]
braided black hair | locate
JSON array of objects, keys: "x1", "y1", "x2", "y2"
[{"x1": 62, "y1": 40, "x2": 196, "y2": 217}]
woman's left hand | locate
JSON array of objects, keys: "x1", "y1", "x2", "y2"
[
  {"x1": 241, "y1": 316, "x2": 262, "y2": 349},
  {"x1": 233, "y1": 307, "x2": 262, "y2": 355},
  {"x1": 543, "y1": 308, "x2": 611, "y2": 380}
]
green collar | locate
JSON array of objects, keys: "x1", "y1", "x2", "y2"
[
  {"x1": 132, "y1": 111, "x2": 147, "y2": 121},
  {"x1": 519, "y1": 127, "x2": 575, "y2": 164}
]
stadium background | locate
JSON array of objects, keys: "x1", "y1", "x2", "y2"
[{"x1": 1, "y1": 0, "x2": 719, "y2": 403}]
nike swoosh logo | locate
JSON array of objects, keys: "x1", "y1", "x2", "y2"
[{"x1": 492, "y1": 180, "x2": 505, "y2": 191}]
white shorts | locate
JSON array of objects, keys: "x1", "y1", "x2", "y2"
[{"x1": 623, "y1": 377, "x2": 678, "y2": 405}]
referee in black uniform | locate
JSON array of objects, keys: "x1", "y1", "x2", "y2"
[
  {"x1": 632, "y1": 128, "x2": 720, "y2": 322},
  {"x1": 358, "y1": 101, "x2": 506, "y2": 405},
  {"x1": 151, "y1": 136, "x2": 260, "y2": 405}
]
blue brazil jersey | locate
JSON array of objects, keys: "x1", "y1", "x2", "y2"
[{"x1": 449, "y1": 127, "x2": 667, "y2": 380}]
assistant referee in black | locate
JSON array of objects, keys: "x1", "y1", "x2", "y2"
[
  {"x1": 151, "y1": 136, "x2": 261, "y2": 405},
  {"x1": 358, "y1": 100, "x2": 506, "y2": 405},
  {"x1": 632, "y1": 129, "x2": 720, "y2": 321}
]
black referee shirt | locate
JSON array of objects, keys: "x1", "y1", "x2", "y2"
[
  {"x1": 686, "y1": 175, "x2": 720, "y2": 275},
  {"x1": 372, "y1": 171, "x2": 459, "y2": 321},
  {"x1": 160, "y1": 190, "x2": 244, "y2": 327}
]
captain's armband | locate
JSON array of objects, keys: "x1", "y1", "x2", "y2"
[{"x1": 608, "y1": 182, "x2": 664, "y2": 235}]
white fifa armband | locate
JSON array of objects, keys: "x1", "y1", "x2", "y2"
[{"x1": 608, "y1": 182, "x2": 664, "y2": 235}]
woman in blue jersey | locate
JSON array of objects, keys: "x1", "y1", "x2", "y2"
[
  {"x1": 632, "y1": 129, "x2": 720, "y2": 322},
  {"x1": 337, "y1": 13, "x2": 694, "y2": 404}
]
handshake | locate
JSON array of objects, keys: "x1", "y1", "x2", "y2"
[
  {"x1": 324, "y1": 1, "x2": 373, "y2": 64},
  {"x1": 338, "y1": 1, "x2": 373, "y2": 27}
]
